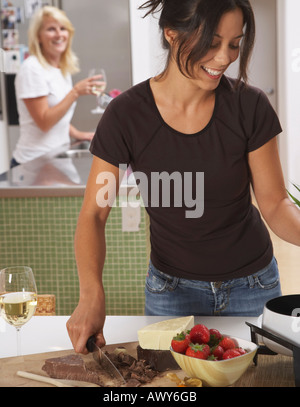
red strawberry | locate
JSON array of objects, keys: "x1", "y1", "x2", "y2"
[
  {"x1": 211, "y1": 345, "x2": 224, "y2": 360},
  {"x1": 218, "y1": 337, "x2": 236, "y2": 350},
  {"x1": 209, "y1": 328, "x2": 222, "y2": 340},
  {"x1": 202, "y1": 344, "x2": 211, "y2": 357},
  {"x1": 208, "y1": 328, "x2": 222, "y2": 346},
  {"x1": 222, "y1": 349, "x2": 241, "y2": 360},
  {"x1": 185, "y1": 343, "x2": 209, "y2": 359},
  {"x1": 171, "y1": 331, "x2": 190, "y2": 354},
  {"x1": 236, "y1": 347, "x2": 247, "y2": 355},
  {"x1": 190, "y1": 324, "x2": 210, "y2": 344}
]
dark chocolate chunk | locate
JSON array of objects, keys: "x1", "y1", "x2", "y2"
[{"x1": 137, "y1": 346, "x2": 180, "y2": 372}]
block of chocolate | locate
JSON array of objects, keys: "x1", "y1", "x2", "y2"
[
  {"x1": 137, "y1": 316, "x2": 194, "y2": 371},
  {"x1": 137, "y1": 345, "x2": 180, "y2": 372}
]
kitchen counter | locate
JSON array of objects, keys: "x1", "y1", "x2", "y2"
[
  {"x1": 0, "y1": 141, "x2": 135, "y2": 198},
  {"x1": 0, "y1": 315, "x2": 296, "y2": 387},
  {"x1": 0, "y1": 142, "x2": 92, "y2": 198}
]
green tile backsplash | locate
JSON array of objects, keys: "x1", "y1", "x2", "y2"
[{"x1": 0, "y1": 196, "x2": 149, "y2": 315}]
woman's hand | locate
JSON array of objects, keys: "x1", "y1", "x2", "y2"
[
  {"x1": 78, "y1": 131, "x2": 94, "y2": 141},
  {"x1": 69, "y1": 125, "x2": 94, "y2": 141},
  {"x1": 73, "y1": 75, "x2": 104, "y2": 97},
  {"x1": 66, "y1": 292, "x2": 106, "y2": 354}
]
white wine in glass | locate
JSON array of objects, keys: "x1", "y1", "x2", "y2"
[
  {"x1": 0, "y1": 266, "x2": 37, "y2": 356},
  {"x1": 88, "y1": 68, "x2": 107, "y2": 114}
]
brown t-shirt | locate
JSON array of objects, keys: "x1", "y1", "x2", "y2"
[{"x1": 90, "y1": 76, "x2": 282, "y2": 281}]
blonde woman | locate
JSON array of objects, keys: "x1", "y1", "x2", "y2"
[{"x1": 11, "y1": 6, "x2": 103, "y2": 167}]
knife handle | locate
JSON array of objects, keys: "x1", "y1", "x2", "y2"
[{"x1": 86, "y1": 336, "x2": 96, "y2": 352}]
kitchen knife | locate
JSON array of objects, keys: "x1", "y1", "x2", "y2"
[{"x1": 86, "y1": 336, "x2": 125, "y2": 383}]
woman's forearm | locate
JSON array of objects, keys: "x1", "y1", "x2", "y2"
[
  {"x1": 67, "y1": 156, "x2": 120, "y2": 353},
  {"x1": 74, "y1": 210, "x2": 107, "y2": 299},
  {"x1": 264, "y1": 197, "x2": 300, "y2": 247},
  {"x1": 24, "y1": 89, "x2": 78, "y2": 133},
  {"x1": 69, "y1": 124, "x2": 94, "y2": 141},
  {"x1": 66, "y1": 209, "x2": 107, "y2": 353},
  {"x1": 249, "y1": 138, "x2": 300, "y2": 247},
  {"x1": 43, "y1": 89, "x2": 79, "y2": 131}
]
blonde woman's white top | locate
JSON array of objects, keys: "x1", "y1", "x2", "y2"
[{"x1": 13, "y1": 55, "x2": 76, "y2": 164}]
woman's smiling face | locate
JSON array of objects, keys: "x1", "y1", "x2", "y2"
[
  {"x1": 196, "y1": 8, "x2": 244, "y2": 86},
  {"x1": 38, "y1": 16, "x2": 69, "y2": 63},
  {"x1": 188, "y1": 8, "x2": 244, "y2": 92},
  {"x1": 166, "y1": 8, "x2": 245, "y2": 92}
]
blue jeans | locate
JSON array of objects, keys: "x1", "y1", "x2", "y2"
[
  {"x1": 145, "y1": 257, "x2": 282, "y2": 317},
  {"x1": 10, "y1": 158, "x2": 20, "y2": 169}
]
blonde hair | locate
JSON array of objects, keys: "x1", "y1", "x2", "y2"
[{"x1": 28, "y1": 6, "x2": 79, "y2": 76}]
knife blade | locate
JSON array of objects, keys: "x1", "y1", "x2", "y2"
[{"x1": 86, "y1": 336, "x2": 125, "y2": 383}]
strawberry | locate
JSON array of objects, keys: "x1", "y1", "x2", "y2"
[
  {"x1": 185, "y1": 343, "x2": 209, "y2": 359},
  {"x1": 209, "y1": 328, "x2": 222, "y2": 340},
  {"x1": 202, "y1": 344, "x2": 211, "y2": 358},
  {"x1": 190, "y1": 324, "x2": 210, "y2": 344},
  {"x1": 171, "y1": 331, "x2": 190, "y2": 354},
  {"x1": 218, "y1": 337, "x2": 236, "y2": 350},
  {"x1": 222, "y1": 349, "x2": 241, "y2": 360},
  {"x1": 236, "y1": 347, "x2": 247, "y2": 355},
  {"x1": 211, "y1": 344, "x2": 224, "y2": 360},
  {"x1": 208, "y1": 328, "x2": 222, "y2": 346}
]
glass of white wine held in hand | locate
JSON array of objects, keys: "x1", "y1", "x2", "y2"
[
  {"x1": 0, "y1": 266, "x2": 37, "y2": 356},
  {"x1": 89, "y1": 68, "x2": 107, "y2": 114}
]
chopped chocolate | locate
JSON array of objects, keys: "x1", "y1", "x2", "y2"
[
  {"x1": 137, "y1": 346, "x2": 180, "y2": 372},
  {"x1": 106, "y1": 350, "x2": 160, "y2": 385},
  {"x1": 106, "y1": 351, "x2": 136, "y2": 367},
  {"x1": 125, "y1": 378, "x2": 141, "y2": 387},
  {"x1": 42, "y1": 349, "x2": 160, "y2": 387},
  {"x1": 144, "y1": 368, "x2": 157, "y2": 380},
  {"x1": 130, "y1": 372, "x2": 151, "y2": 384}
]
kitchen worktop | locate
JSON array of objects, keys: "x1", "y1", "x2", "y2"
[
  {"x1": 0, "y1": 316, "x2": 296, "y2": 387},
  {"x1": 0, "y1": 141, "x2": 92, "y2": 197},
  {"x1": 0, "y1": 141, "x2": 135, "y2": 198}
]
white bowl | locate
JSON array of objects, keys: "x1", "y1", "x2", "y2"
[
  {"x1": 262, "y1": 295, "x2": 300, "y2": 356},
  {"x1": 170, "y1": 336, "x2": 257, "y2": 387}
]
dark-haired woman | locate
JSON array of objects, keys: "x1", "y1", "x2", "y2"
[{"x1": 67, "y1": 0, "x2": 300, "y2": 354}]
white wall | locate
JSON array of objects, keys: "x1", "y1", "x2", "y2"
[
  {"x1": 129, "y1": 0, "x2": 165, "y2": 84},
  {"x1": 277, "y1": 0, "x2": 300, "y2": 197}
]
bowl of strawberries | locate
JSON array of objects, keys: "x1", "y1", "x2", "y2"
[{"x1": 170, "y1": 323, "x2": 257, "y2": 387}]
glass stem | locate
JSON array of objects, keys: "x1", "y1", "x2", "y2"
[{"x1": 16, "y1": 327, "x2": 22, "y2": 356}]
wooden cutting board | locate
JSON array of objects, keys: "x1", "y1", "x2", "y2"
[
  {"x1": 0, "y1": 342, "x2": 296, "y2": 387},
  {"x1": 0, "y1": 342, "x2": 185, "y2": 387}
]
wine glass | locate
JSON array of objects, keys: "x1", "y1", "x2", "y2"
[
  {"x1": 0, "y1": 266, "x2": 37, "y2": 356},
  {"x1": 88, "y1": 68, "x2": 107, "y2": 114}
]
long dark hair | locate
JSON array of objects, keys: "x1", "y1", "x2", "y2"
[{"x1": 139, "y1": 0, "x2": 255, "y2": 85}]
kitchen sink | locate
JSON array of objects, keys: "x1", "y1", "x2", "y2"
[
  {"x1": 69, "y1": 140, "x2": 91, "y2": 150},
  {"x1": 55, "y1": 150, "x2": 92, "y2": 159}
]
